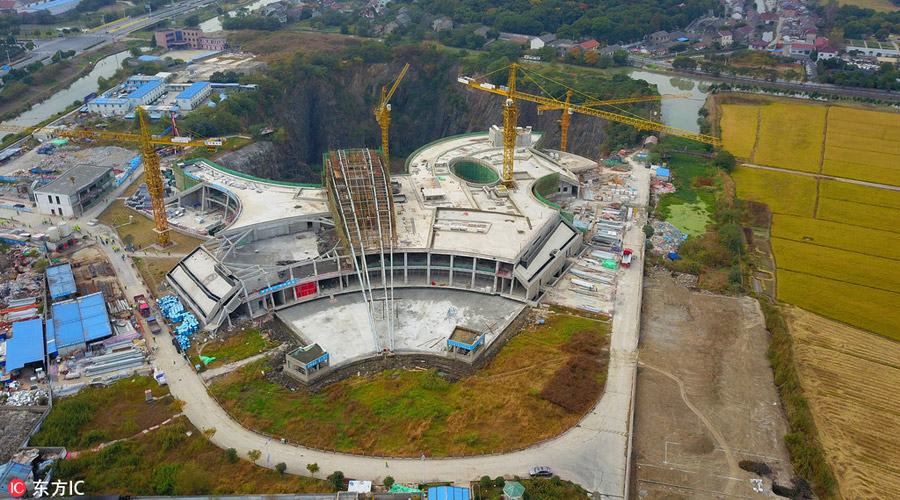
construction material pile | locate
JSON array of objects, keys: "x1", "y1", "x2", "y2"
[
  {"x1": 649, "y1": 221, "x2": 687, "y2": 256},
  {"x1": 650, "y1": 179, "x2": 676, "y2": 194},
  {"x1": 157, "y1": 295, "x2": 197, "y2": 350},
  {"x1": 4, "y1": 389, "x2": 49, "y2": 406}
]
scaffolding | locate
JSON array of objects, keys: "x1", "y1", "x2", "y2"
[{"x1": 325, "y1": 148, "x2": 397, "y2": 352}]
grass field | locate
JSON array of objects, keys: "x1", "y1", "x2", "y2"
[
  {"x1": 210, "y1": 312, "x2": 610, "y2": 457},
  {"x1": 731, "y1": 167, "x2": 817, "y2": 217},
  {"x1": 720, "y1": 104, "x2": 758, "y2": 158},
  {"x1": 786, "y1": 306, "x2": 900, "y2": 498},
  {"x1": 754, "y1": 103, "x2": 826, "y2": 173},
  {"x1": 198, "y1": 329, "x2": 277, "y2": 369},
  {"x1": 839, "y1": 0, "x2": 900, "y2": 11},
  {"x1": 134, "y1": 256, "x2": 183, "y2": 293}
]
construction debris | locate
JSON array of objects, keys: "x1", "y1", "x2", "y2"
[
  {"x1": 648, "y1": 220, "x2": 687, "y2": 256},
  {"x1": 3, "y1": 389, "x2": 49, "y2": 407}
]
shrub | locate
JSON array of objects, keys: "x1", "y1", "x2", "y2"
[
  {"x1": 384, "y1": 476, "x2": 395, "y2": 488},
  {"x1": 307, "y1": 462, "x2": 319, "y2": 476},
  {"x1": 225, "y1": 448, "x2": 238, "y2": 463},
  {"x1": 328, "y1": 470, "x2": 345, "y2": 491},
  {"x1": 152, "y1": 463, "x2": 181, "y2": 495},
  {"x1": 480, "y1": 476, "x2": 492, "y2": 488},
  {"x1": 247, "y1": 449, "x2": 261, "y2": 461},
  {"x1": 275, "y1": 462, "x2": 287, "y2": 475},
  {"x1": 494, "y1": 476, "x2": 505, "y2": 488}
]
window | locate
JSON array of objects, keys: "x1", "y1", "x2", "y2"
[
  {"x1": 48, "y1": 194, "x2": 53, "y2": 203},
  {"x1": 56, "y1": 196, "x2": 61, "y2": 204},
  {"x1": 50, "y1": 208, "x2": 55, "y2": 215}
]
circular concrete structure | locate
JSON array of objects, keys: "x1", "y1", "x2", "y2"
[{"x1": 449, "y1": 158, "x2": 499, "y2": 185}]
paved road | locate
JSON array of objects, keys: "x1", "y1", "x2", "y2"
[
  {"x1": 739, "y1": 163, "x2": 900, "y2": 192},
  {"x1": 0, "y1": 158, "x2": 650, "y2": 497}
]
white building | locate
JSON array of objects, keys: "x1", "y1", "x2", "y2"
[
  {"x1": 87, "y1": 79, "x2": 166, "y2": 117},
  {"x1": 175, "y1": 81, "x2": 211, "y2": 111},
  {"x1": 126, "y1": 80, "x2": 166, "y2": 107},
  {"x1": 531, "y1": 34, "x2": 557, "y2": 50},
  {"x1": 86, "y1": 97, "x2": 131, "y2": 117},
  {"x1": 35, "y1": 165, "x2": 114, "y2": 217},
  {"x1": 18, "y1": 0, "x2": 82, "y2": 16}
]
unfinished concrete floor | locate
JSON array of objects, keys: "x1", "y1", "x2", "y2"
[
  {"x1": 277, "y1": 288, "x2": 524, "y2": 364},
  {"x1": 631, "y1": 270, "x2": 794, "y2": 498}
]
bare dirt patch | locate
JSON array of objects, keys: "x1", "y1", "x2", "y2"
[
  {"x1": 631, "y1": 271, "x2": 794, "y2": 498},
  {"x1": 0, "y1": 409, "x2": 42, "y2": 462},
  {"x1": 785, "y1": 306, "x2": 900, "y2": 499}
]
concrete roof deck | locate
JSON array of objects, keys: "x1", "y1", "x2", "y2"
[
  {"x1": 398, "y1": 132, "x2": 586, "y2": 261},
  {"x1": 34, "y1": 164, "x2": 111, "y2": 196},
  {"x1": 182, "y1": 160, "x2": 329, "y2": 230}
]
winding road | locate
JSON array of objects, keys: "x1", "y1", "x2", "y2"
[{"x1": 2, "y1": 157, "x2": 651, "y2": 498}]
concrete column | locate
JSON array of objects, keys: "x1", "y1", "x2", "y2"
[
  {"x1": 449, "y1": 255, "x2": 454, "y2": 286},
  {"x1": 426, "y1": 252, "x2": 431, "y2": 284},
  {"x1": 471, "y1": 258, "x2": 477, "y2": 288},
  {"x1": 493, "y1": 261, "x2": 499, "y2": 293},
  {"x1": 404, "y1": 252, "x2": 408, "y2": 285}
]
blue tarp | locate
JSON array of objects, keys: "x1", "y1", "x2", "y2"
[
  {"x1": 137, "y1": 55, "x2": 161, "y2": 61},
  {"x1": 0, "y1": 462, "x2": 32, "y2": 496},
  {"x1": 47, "y1": 263, "x2": 76, "y2": 299},
  {"x1": 51, "y1": 292, "x2": 112, "y2": 349},
  {"x1": 6, "y1": 318, "x2": 45, "y2": 371},
  {"x1": 656, "y1": 167, "x2": 670, "y2": 177},
  {"x1": 428, "y1": 486, "x2": 470, "y2": 500}
]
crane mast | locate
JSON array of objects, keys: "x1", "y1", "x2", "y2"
[
  {"x1": 374, "y1": 62, "x2": 410, "y2": 170},
  {"x1": 0, "y1": 109, "x2": 227, "y2": 248}
]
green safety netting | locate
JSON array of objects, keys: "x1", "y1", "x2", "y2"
[
  {"x1": 602, "y1": 260, "x2": 617, "y2": 269},
  {"x1": 200, "y1": 356, "x2": 216, "y2": 365},
  {"x1": 451, "y1": 161, "x2": 499, "y2": 184},
  {"x1": 51, "y1": 139, "x2": 69, "y2": 146},
  {"x1": 388, "y1": 484, "x2": 422, "y2": 493}
]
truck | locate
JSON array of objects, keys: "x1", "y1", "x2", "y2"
[
  {"x1": 147, "y1": 316, "x2": 161, "y2": 335},
  {"x1": 622, "y1": 248, "x2": 634, "y2": 267},
  {"x1": 134, "y1": 294, "x2": 150, "y2": 317}
]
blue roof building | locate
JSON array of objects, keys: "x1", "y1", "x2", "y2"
[
  {"x1": 5, "y1": 319, "x2": 45, "y2": 372},
  {"x1": 127, "y1": 80, "x2": 165, "y2": 105},
  {"x1": 428, "y1": 486, "x2": 470, "y2": 500},
  {"x1": 175, "y1": 82, "x2": 211, "y2": 111},
  {"x1": 655, "y1": 167, "x2": 670, "y2": 179},
  {"x1": 51, "y1": 292, "x2": 112, "y2": 354},
  {"x1": 46, "y1": 263, "x2": 76, "y2": 300}
]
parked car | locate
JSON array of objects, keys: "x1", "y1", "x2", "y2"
[{"x1": 530, "y1": 466, "x2": 553, "y2": 478}]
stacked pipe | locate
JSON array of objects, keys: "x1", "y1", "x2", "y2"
[{"x1": 156, "y1": 295, "x2": 197, "y2": 350}]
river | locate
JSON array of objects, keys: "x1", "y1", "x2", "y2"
[
  {"x1": 199, "y1": 0, "x2": 284, "y2": 32},
  {"x1": 1, "y1": 50, "x2": 128, "y2": 128},
  {"x1": 625, "y1": 69, "x2": 712, "y2": 133}
]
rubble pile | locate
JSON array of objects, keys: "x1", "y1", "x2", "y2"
[
  {"x1": 649, "y1": 220, "x2": 687, "y2": 256},
  {"x1": 650, "y1": 179, "x2": 676, "y2": 194},
  {"x1": 3, "y1": 389, "x2": 49, "y2": 406}
]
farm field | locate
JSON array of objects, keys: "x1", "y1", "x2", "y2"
[
  {"x1": 838, "y1": 0, "x2": 899, "y2": 11},
  {"x1": 753, "y1": 103, "x2": 825, "y2": 173},
  {"x1": 725, "y1": 101, "x2": 900, "y2": 339},
  {"x1": 719, "y1": 104, "x2": 758, "y2": 158},
  {"x1": 785, "y1": 306, "x2": 900, "y2": 498},
  {"x1": 720, "y1": 102, "x2": 900, "y2": 186},
  {"x1": 731, "y1": 167, "x2": 816, "y2": 217}
]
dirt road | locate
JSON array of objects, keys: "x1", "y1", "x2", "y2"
[{"x1": 631, "y1": 271, "x2": 794, "y2": 498}]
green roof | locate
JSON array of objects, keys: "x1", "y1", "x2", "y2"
[{"x1": 503, "y1": 481, "x2": 525, "y2": 498}]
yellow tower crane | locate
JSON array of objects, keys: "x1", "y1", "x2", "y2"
[
  {"x1": 537, "y1": 91, "x2": 693, "y2": 152},
  {"x1": 457, "y1": 63, "x2": 721, "y2": 185},
  {"x1": 0, "y1": 108, "x2": 227, "y2": 247},
  {"x1": 374, "y1": 62, "x2": 410, "y2": 170}
]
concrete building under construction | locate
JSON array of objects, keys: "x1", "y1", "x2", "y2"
[{"x1": 165, "y1": 129, "x2": 590, "y2": 373}]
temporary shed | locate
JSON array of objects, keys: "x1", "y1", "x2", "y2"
[
  {"x1": 46, "y1": 263, "x2": 76, "y2": 299},
  {"x1": 347, "y1": 480, "x2": 372, "y2": 493},
  {"x1": 428, "y1": 486, "x2": 470, "y2": 500},
  {"x1": 654, "y1": 167, "x2": 670, "y2": 181},
  {"x1": 5, "y1": 319, "x2": 45, "y2": 372},
  {"x1": 51, "y1": 292, "x2": 113, "y2": 354}
]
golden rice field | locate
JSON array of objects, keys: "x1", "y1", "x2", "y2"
[
  {"x1": 772, "y1": 238, "x2": 900, "y2": 294},
  {"x1": 816, "y1": 197, "x2": 900, "y2": 234},
  {"x1": 772, "y1": 215, "x2": 900, "y2": 261},
  {"x1": 721, "y1": 102, "x2": 900, "y2": 186},
  {"x1": 819, "y1": 179, "x2": 900, "y2": 209},
  {"x1": 753, "y1": 103, "x2": 826, "y2": 173},
  {"x1": 785, "y1": 306, "x2": 900, "y2": 499},
  {"x1": 731, "y1": 167, "x2": 816, "y2": 217},
  {"x1": 719, "y1": 104, "x2": 758, "y2": 158}
]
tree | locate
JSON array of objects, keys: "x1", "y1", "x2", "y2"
[
  {"x1": 717, "y1": 223, "x2": 743, "y2": 254},
  {"x1": 583, "y1": 50, "x2": 599, "y2": 66},
  {"x1": 328, "y1": 470, "x2": 345, "y2": 491},
  {"x1": 225, "y1": 448, "x2": 238, "y2": 463},
  {"x1": 129, "y1": 46, "x2": 142, "y2": 58},
  {"x1": 185, "y1": 14, "x2": 200, "y2": 27},
  {"x1": 672, "y1": 56, "x2": 697, "y2": 70},
  {"x1": 307, "y1": 463, "x2": 319, "y2": 477},
  {"x1": 384, "y1": 476, "x2": 395, "y2": 488},
  {"x1": 275, "y1": 462, "x2": 287, "y2": 475},
  {"x1": 643, "y1": 224, "x2": 655, "y2": 238},
  {"x1": 247, "y1": 449, "x2": 261, "y2": 461},
  {"x1": 480, "y1": 476, "x2": 492, "y2": 488},
  {"x1": 151, "y1": 463, "x2": 181, "y2": 495},
  {"x1": 536, "y1": 45, "x2": 556, "y2": 61},
  {"x1": 712, "y1": 150, "x2": 736, "y2": 172},
  {"x1": 24, "y1": 41, "x2": 34, "y2": 50}
]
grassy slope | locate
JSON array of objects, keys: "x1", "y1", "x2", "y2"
[
  {"x1": 210, "y1": 313, "x2": 610, "y2": 457},
  {"x1": 198, "y1": 329, "x2": 277, "y2": 369}
]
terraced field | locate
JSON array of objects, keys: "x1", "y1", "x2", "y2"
[{"x1": 785, "y1": 306, "x2": 900, "y2": 499}]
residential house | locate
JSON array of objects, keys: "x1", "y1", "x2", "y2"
[
  {"x1": 499, "y1": 32, "x2": 534, "y2": 45},
  {"x1": 760, "y1": 12, "x2": 778, "y2": 23},
  {"x1": 473, "y1": 25, "x2": 490, "y2": 38},
  {"x1": 750, "y1": 40, "x2": 769, "y2": 50},
  {"x1": 578, "y1": 39, "x2": 601, "y2": 51},
  {"x1": 817, "y1": 45, "x2": 838, "y2": 59},
  {"x1": 648, "y1": 30, "x2": 670, "y2": 44},
  {"x1": 549, "y1": 38, "x2": 577, "y2": 57},
  {"x1": 733, "y1": 25, "x2": 754, "y2": 43},
  {"x1": 781, "y1": 6, "x2": 799, "y2": 19},
  {"x1": 714, "y1": 30, "x2": 733, "y2": 46},
  {"x1": 599, "y1": 43, "x2": 622, "y2": 56},
  {"x1": 789, "y1": 42, "x2": 815, "y2": 57},
  {"x1": 432, "y1": 17, "x2": 452, "y2": 32},
  {"x1": 530, "y1": 33, "x2": 556, "y2": 50},
  {"x1": 804, "y1": 27, "x2": 818, "y2": 43}
]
